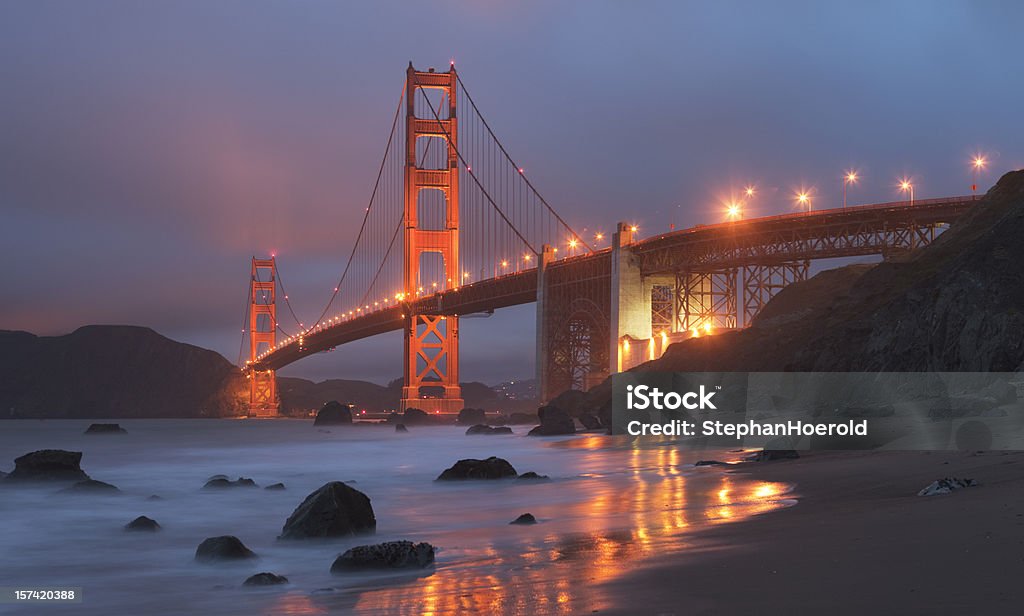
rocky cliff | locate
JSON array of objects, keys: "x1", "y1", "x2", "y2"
[{"x1": 0, "y1": 325, "x2": 248, "y2": 418}]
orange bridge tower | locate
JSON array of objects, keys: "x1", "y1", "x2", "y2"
[
  {"x1": 248, "y1": 257, "x2": 279, "y2": 417},
  {"x1": 401, "y1": 63, "x2": 463, "y2": 413}
]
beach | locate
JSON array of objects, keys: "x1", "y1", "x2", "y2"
[{"x1": 604, "y1": 449, "x2": 1024, "y2": 615}]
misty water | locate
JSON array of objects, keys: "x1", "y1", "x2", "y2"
[{"x1": 0, "y1": 420, "x2": 792, "y2": 615}]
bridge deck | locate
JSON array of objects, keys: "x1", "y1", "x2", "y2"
[{"x1": 249, "y1": 196, "x2": 978, "y2": 371}]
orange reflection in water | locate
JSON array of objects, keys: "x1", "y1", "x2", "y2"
[{"x1": 293, "y1": 442, "x2": 791, "y2": 616}]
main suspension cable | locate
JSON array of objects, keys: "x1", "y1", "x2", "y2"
[
  {"x1": 419, "y1": 87, "x2": 538, "y2": 255},
  {"x1": 456, "y1": 74, "x2": 593, "y2": 253},
  {"x1": 307, "y1": 82, "x2": 407, "y2": 330}
]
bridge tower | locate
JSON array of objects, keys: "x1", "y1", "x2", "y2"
[
  {"x1": 401, "y1": 63, "x2": 464, "y2": 413},
  {"x1": 248, "y1": 257, "x2": 279, "y2": 417}
]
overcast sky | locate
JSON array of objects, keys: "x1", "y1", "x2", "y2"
[{"x1": 2, "y1": 1, "x2": 1022, "y2": 385}]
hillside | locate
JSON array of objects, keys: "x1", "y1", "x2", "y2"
[{"x1": 0, "y1": 325, "x2": 248, "y2": 418}]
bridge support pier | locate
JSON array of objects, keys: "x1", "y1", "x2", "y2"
[
  {"x1": 675, "y1": 269, "x2": 738, "y2": 333},
  {"x1": 742, "y1": 262, "x2": 809, "y2": 325},
  {"x1": 535, "y1": 244, "x2": 555, "y2": 406},
  {"x1": 609, "y1": 222, "x2": 672, "y2": 373},
  {"x1": 609, "y1": 222, "x2": 640, "y2": 373}
]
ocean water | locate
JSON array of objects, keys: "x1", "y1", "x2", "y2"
[{"x1": 0, "y1": 420, "x2": 791, "y2": 615}]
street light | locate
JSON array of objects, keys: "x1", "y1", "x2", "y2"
[
  {"x1": 971, "y1": 155, "x2": 987, "y2": 194},
  {"x1": 843, "y1": 170, "x2": 858, "y2": 208},
  {"x1": 795, "y1": 190, "x2": 812, "y2": 212},
  {"x1": 899, "y1": 178, "x2": 914, "y2": 205}
]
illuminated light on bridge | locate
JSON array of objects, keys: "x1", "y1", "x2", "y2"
[
  {"x1": 725, "y1": 201, "x2": 743, "y2": 220},
  {"x1": 899, "y1": 178, "x2": 915, "y2": 205},
  {"x1": 971, "y1": 154, "x2": 987, "y2": 193},
  {"x1": 238, "y1": 63, "x2": 988, "y2": 414},
  {"x1": 795, "y1": 190, "x2": 812, "y2": 211},
  {"x1": 843, "y1": 170, "x2": 859, "y2": 208}
]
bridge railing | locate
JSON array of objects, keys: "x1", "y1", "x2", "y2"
[{"x1": 640, "y1": 195, "x2": 980, "y2": 243}]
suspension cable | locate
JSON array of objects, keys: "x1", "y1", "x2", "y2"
[
  {"x1": 307, "y1": 82, "x2": 407, "y2": 330},
  {"x1": 273, "y1": 258, "x2": 306, "y2": 330},
  {"x1": 360, "y1": 215, "x2": 403, "y2": 307},
  {"x1": 456, "y1": 74, "x2": 593, "y2": 253},
  {"x1": 418, "y1": 88, "x2": 538, "y2": 255},
  {"x1": 253, "y1": 265, "x2": 292, "y2": 339},
  {"x1": 236, "y1": 273, "x2": 252, "y2": 367}
]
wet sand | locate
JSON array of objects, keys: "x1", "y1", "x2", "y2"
[{"x1": 603, "y1": 450, "x2": 1024, "y2": 615}]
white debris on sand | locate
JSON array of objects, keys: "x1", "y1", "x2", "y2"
[{"x1": 917, "y1": 477, "x2": 978, "y2": 496}]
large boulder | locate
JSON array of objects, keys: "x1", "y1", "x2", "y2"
[
  {"x1": 437, "y1": 457, "x2": 517, "y2": 480},
  {"x1": 395, "y1": 423, "x2": 409, "y2": 433},
  {"x1": 58, "y1": 479, "x2": 120, "y2": 494},
  {"x1": 330, "y1": 540, "x2": 435, "y2": 572},
  {"x1": 527, "y1": 406, "x2": 576, "y2": 436},
  {"x1": 509, "y1": 513, "x2": 537, "y2": 525},
  {"x1": 264, "y1": 483, "x2": 286, "y2": 491},
  {"x1": 204, "y1": 477, "x2": 258, "y2": 489},
  {"x1": 465, "y1": 424, "x2": 513, "y2": 435},
  {"x1": 84, "y1": 423, "x2": 126, "y2": 434},
  {"x1": 195, "y1": 536, "x2": 257, "y2": 562},
  {"x1": 244, "y1": 572, "x2": 288, "y2": 586},
  {"x1": 278, "y1": 481, "x2": 376, "y2": 540},
  {"x1": 457, "y1": 408, "x2": 486, "y2": 425},
  {"x1": 547, "y1": 389, "x2": 590, "y2": 416},
  {"x1": 402, "y1": 408, "x2": 432, "y2": 425},
  {"x1": 5, "y1": 450, "x2": 90, "y2": 482},
  {"x1": 314, "y1": 401, "x2": 353, "y2": 426},
  {"x1": 125, "y1": 516, "x2": 161, "y2": 532}
]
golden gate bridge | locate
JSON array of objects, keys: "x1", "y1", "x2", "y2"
[{"x1": 240, "y1": 62, "x2": 979, "y2": 417}]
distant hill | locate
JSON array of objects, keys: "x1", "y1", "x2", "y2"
[
  {"x1": 0, "y1": 324, "x2": 537, "y2": 418},
  {"x1": 0, "y1": 325, "x2": 248, "y2": 418},
  {"x1": 278, "y1": 376, "x2": 535, "y2": 414}
]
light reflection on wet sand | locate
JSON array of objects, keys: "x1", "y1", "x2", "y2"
[{"x1": 292, "y1": 436, "x2": 791, "y2": 616}]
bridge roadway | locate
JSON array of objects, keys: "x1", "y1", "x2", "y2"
[{"x1": 250, "y1": 195, "x2": 978, "y2": 372}]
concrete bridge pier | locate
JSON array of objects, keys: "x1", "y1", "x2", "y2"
[
  {"x1": 609, "y1": 222, "x2": 678, "y2": 374},
  {"x1": 609, "y1": 222, "x2": 645, "y2": 372},
  {"x1": 535, "y1": 244, "x2": 554, "y2": 404}
]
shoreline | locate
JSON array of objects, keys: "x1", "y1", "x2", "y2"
[{"x1": 601, "y1": 449, "x2": 1024, "y2": 615}]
